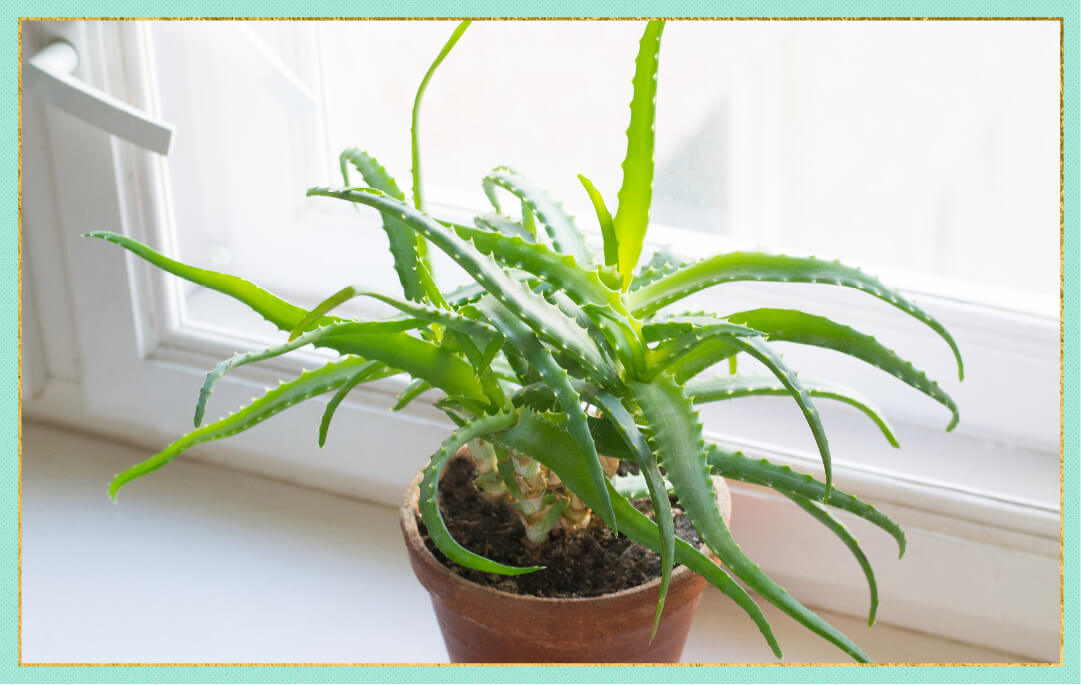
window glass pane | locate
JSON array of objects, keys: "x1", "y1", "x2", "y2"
[
  {"x1": 150, "y1": 19, "x2": 1059, "y2": 327},
  {"x1": 140, "y1": 19, "x2": 1058, "y2": 499},
  {"x1": 150, "y1": 21, "x2": 370, "y2": 318}
]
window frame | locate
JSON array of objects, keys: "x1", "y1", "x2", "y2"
[{"x1": 20, "y1": 19, "x2": 1062, "y2": 660}]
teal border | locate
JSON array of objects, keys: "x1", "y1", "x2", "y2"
[{"x1": 4, "y1": 0, "x2": 1077, "y2": 682}]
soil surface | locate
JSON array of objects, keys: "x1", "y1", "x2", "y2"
[{"x1": 418, "y1": 454, "x2": 703, "y2": 598}]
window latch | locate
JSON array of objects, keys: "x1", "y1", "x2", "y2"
[{"x1": 24, "y1": 40, "x2": 174, "y2": 156}]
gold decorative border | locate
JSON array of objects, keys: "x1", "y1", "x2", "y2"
[{"x1": 14, "y1": 14, "x2": 1063, "y2": 665}]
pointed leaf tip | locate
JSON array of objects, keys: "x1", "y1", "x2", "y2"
[
  {"x1": 578, "y1": 174, "x2": 618, "y2": 268},
  {"x1": 613, "y1": 20, "x2": 665, "y2": 289}
]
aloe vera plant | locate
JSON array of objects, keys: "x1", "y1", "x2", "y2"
[{"x1": 89, "y1": 20, "x2": 964, "y2": 663}]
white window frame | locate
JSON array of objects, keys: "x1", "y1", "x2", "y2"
[{"x1": 20, "y1": 19, "x2": 1062, "y2": 661}]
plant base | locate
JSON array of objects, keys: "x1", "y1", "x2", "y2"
[{"x1": 400, "y1": 472, "x2": 732, "y2": 663}]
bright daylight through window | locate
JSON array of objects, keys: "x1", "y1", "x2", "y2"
[
  {"x1": 146, "y1": 19, "x2": 1059, "y2": 508},
  {"x1": 155, "y1": 21, "x2": 1058, "y2": 312}
]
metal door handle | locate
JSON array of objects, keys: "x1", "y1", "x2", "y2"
[{"x1": 24, "y1": 40, "x2": 174, "y2": 155}]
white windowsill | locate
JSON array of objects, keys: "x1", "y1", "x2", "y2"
[{"x1": 21, "y1": 421, "x2": 1030, "y2": 665}]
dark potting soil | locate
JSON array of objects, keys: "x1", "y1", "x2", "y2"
[{"x1": 418, "y1": 454, "x2": 703, "y2": 598}]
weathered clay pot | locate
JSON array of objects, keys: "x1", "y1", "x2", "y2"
[{"x1": 400, "y1": 471, "x2": 731, "y2": 663}]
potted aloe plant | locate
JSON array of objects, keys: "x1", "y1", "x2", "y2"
[{"x1": 89, "y1": 20, "x2": 963, "y2": 663}]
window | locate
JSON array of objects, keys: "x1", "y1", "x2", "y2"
[
  {"x1": 20, "y1": 18, "x2": 1061, "y2": 659},
  {"x1": 157, "y1": 21, "x2": 1059, "y2": 301},
  {"x1": 146, "y1": 19, "x2": 1059, "y2": 494}
]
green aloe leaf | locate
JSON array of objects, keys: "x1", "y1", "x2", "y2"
[
  {"x1": 666, "y1": 337, "x2": 742, "y2": 383},
  {"x1": 646, "y1": 332, "x2": 729, "y2": 376},
  {"x1": 519, "y1": 199, "x2": 537, "y2": 238},
  {"x1": 628, "y1": 252, "x2": 964, "y2": 381},
  {"x1": 529, "y1": 290, "x2": 618, "y2": 367},
  {"x1": 729, "y1": 336, "x2": 834, "y2": 496},
  {"x1": 611, "y1": 485, "x2": 782, "y2": 659},
  {"x1": 499, "y1": 408, "x2": 781, "y2": 658},
  {"x1": 501, "y1": 343, "x2": 543, "y2": 388},
  {"x1": 319, "y1": 361, "x2": 391, "y2": 447},
  {"x1": 581, "y1": 303, "x2": 648, "y2": 378},
  {"x1": 443, "y1": 281, "x2": 489, "y2": 307},
  {"x1": 394, "y1": 378, "x2": 433, "y2": 411},
  {"x1": 630, "y1": 374, "x2": 868, "y2": 663},
  {"x1": 726, "y1": 308, "x2": 958, "y2": 431},
  {"x1": 444, "y1": 324, "x2": 506, "y2": 409},
  {"x1": 589, "y1": 390, "x2": 673, "y2": 640},
  {"x1": 705, "y1": 444, "x2": 906, "y2": 557},
  {"x1": 408, "y1": 20, "x2": 471, "y2": 292},
  {"x1": 643, "y1": 315, "x2": 763, "y2": 376},
  {"x1": 340, "y1": 148, "x2": 440, "y2": 304},
  {"x1": 474, "y1": 213, "x2": 535, "y2": 241},
  {"x1": 594, "y1": 421, "x2": 904, "y2": 560},
  {"x1": 481, "y1": 166, "x2": 593, "y2": 265},
  {"x1": 610, "y1": 467, "x2": 882, "y2": 628},
  {"x1": 476, "y1": 297, "x2": 616, "y2": 531},
  {"x1": 577, "y1": 174, "x2": 618, "y2": 267},
  {"x1": 449, "y1": 221, "x2": 625, "y2": 314},
  {"x1": 444, "y1": 270, "x2": 542, "y2": 307},
  {"x1": 85, "y1": 233, "x2": 475, "y2": 397},
  {"x1": 287, "y1": 286, "x2": 494, "y2": 342},
  {"x1": 613, "y1": 20, "x2": 665, "y2": 289},
  {"x1": 109, "y1": 357, "x2": 373, "y2": 499},
  {"x1": 307, "y1": 186, "x2": 618, "y2": 386},
  {"x1": 513, "y1": 285, "x2": 639, "y2": 379},
  {"x1": 417, "y1": 411, "x2": 543, "y2": 575},
  {"x1": 785, "y1": 494, "x2": 880, "y2": 626},
  {"x1": 630, "y1": 248, "x2": 687, "y2": 291},
  {"x1": 411, "y1": 20, "x2": 471, "y2": 212},
  {"x1": 84, "y1": 232, "x2": 338, "y2": 336},
  {"x1": 610, "y1": 472, "x2": 653, "y2": 499},
  {"x1": 687, "y1": 375, "x2": 900, "y2": 448},
  {"x1": 198, "y1": 321, "x2": 486, "y2": 420},
  {"x1": 642, "y1": 314, "x2": 763, "y2": 343},
  {"x1": 332, "y1": 330, "x2": 487, "y2": 403},
  {"x1": 195, "y1": 320, "x2": 412, "y2": 427},
  {"x1": 509, "y1": 377, "x2": 597, "y2": 412}
]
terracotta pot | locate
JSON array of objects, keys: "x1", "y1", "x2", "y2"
[{"x1": 400, "y1": 471, "x2": 732, "y2": 663}]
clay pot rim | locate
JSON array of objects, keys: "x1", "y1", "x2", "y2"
[{"x1": 401, "y1": 471, "x2": 710, "y2": 606}]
